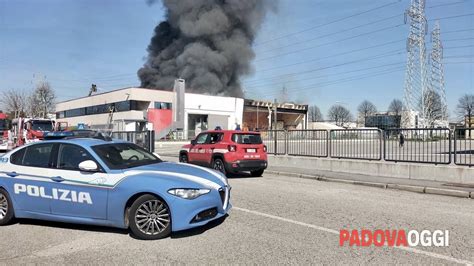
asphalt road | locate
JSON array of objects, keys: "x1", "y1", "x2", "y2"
[{"x1": 1, "y1": 172, "x2": 473, "y2": 264}]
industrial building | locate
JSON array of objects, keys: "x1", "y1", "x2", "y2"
[
  {"x1": 55, "y1": 80, "x2": 308, "y2": 139},
  {"x1": 365, "y1": 113, "x2": 401, "y2": 130}
]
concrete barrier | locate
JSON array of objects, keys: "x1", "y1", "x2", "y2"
[{"x1": 268, "y1": 155, "x2": 474, "y2": 185}]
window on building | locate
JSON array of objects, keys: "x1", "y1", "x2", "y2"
[
  {"x1": 115, "y1": 101, "x2": 131, "y2": 112},
  {"x1": 58, "y1": 100, "x2": 153, "y2": 118},
  {"x1": 154, "y1": 102, "x2": 172, "y2": 110},
  {"x1": 56, "y1": 111, "x2": 65, "y2": 119},
  {"x1": 65, "y1": 108, "x2": 86, "y2": 118}
]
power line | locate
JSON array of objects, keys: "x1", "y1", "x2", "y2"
[
  {"x1": 48, "y1": 73, "x2": 137, "y2": 83},
  {"x1": 244, "y1": 48, "x2": 404, "y2": 85},
  {"x1": 444, "y1": 55, "x2": 474, "y2": 59},
  {"x1": 257, "y1": 66, "x2": 406, "y2": 98},
  {"x1": 254, "y1": 1, "x2": 402, "y2": 46},
  {"x1": 256, "y1": 24, "x2": 404, "y2": 62},
  {"x1": 444, "y1": 28, "x2": 474, "y2": 34},
  {"x1": 247, "y1": 61, "x2": 405, "y2": 91},
  {"x1": 444, "y1": 44, "x2": 474, "y2": 50},
  {"x1": 428, "y1": 13, "x2": 474, "y2": 22},
  {"x1": 443, "y1": 37, "x2": 474, "y2": 42},
  {"x1": 427, "y1": 1, "x2": 467, "y2": 9},
  {"x1": 254, "y1": 39, "x2": 404, "y2": 73},
  {"x1": 258, "y1": 13, "x2": 402, "y2": 55},
  {"x1": 444, "y1": 61, "x2": 474, "y2": 64}
]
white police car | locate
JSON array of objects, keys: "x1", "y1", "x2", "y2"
[{"x1": 0, "y1": 137, "x2": 231, "y2": 240}]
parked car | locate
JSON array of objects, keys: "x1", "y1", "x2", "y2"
[
  {"x1": 0, "y1": 137, "x2": 231, "y2": 240},
  {"x1": 179, "y1": 130, "x2": 268, "y2": 177}
]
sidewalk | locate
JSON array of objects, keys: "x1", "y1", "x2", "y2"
[
  {"x1": 266, "y1": 165, "x2": 474, "y2": 199},
  {"x1": 160, "y1": 155, "x2": 473, "y2": 199}
]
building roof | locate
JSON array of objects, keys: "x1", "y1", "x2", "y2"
[
  {"x1": 56, "y1": 87, "x2": 151, "y2": 104},
  {"x1": 244, "y1": 99, "x2": 308, "y2": 110}
]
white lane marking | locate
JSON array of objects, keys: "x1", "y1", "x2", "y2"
[{"x1": 234, "y1": 207, "x2": 474, "y2": 266}]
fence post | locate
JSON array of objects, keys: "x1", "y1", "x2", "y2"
[
  {"x1": 453, "y1": 128, "x2": 457, "y2": 165},
  {"x1": 148, "y1": 130, "x2": 155, "y2": 152},
  {"x1": 273, "y1": 130, "x2": 277, "y2": 155},
  {"x1": 325, "y1": 130, "x2": 329, "y2": 157},
  {"x1": 448, "y1": 129, "x2": 452, "y2": 164},
  {"x1": 379, "y1": 129, "x2": 383, "y2": 161},
  {"x1": 328, "y1": 130, "x2": 332, "y2": 158}
]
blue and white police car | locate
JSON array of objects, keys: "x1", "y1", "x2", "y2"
[{"x1": 0, "y1": 136, "x2": 231, "y2": 240}]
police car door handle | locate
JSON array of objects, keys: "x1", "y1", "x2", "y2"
[
  {"x1": 6, "y1": 172, "x2": 18, "y2": 177},
  {"x1": 51, "y1": 176, "x2": 65, "y2": 182}
]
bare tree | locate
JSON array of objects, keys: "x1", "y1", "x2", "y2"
[
  {"x1": 308, "y1": 105, "x2": 323, "y2": 122},
  {"x1": 357, "y1": 100, "x2": 377, "y2": 126},
  {"x1": 457, "y1": 94, "x2": 474, "y2": 137},
  {"x1": 1, "y1": 89, "x2": 27, "y2": 118},
  {"x1": 423, "y1": 90, "x2": 443, "y2": 128},
  {"x1": 30, "y1": 82, "x2": 56, "y2": 118},
  {"x1": 328, "y1": 104, "x2": 352, "y2": 127},
  {"x1": 388, "y1": 99, "x2": 403, "y2": 116}
]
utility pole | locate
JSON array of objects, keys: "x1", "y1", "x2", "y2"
[
  {"x1": 429, "y1": 21, "x2": 448, "y2": 126},
  {"x1": 403, "y1": 0, "x2": 428, "y2": 128}
]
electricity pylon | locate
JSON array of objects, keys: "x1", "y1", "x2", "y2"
[
  {"x1": 428, "y1": 21, "x2": 448, "y2": 126},
  {"x1": 403, "y1": 0, "x2": 428, "y2": 128}
]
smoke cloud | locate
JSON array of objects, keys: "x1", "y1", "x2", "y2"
[{"x1": 138, "y1": 0, "x2": 274, "y2": 97}]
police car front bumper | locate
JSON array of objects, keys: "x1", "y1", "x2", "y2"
[{"x1": 171, "y1": 186, "x2": 231, "y2": 232}]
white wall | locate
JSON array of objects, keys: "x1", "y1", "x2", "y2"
[
  {"x1": 56, "y1": 88, "x2": 245, "y2": 135},
  {"x1": 184, "y1": 93, "x2": 244, "y2": 132}
]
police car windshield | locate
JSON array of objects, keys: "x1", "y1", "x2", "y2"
[{"x1": 92, "y1": 143, "x2": 162, "y2": 170}]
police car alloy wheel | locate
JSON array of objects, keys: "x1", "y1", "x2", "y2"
[
  {"x1": 129, "y1": 194, "x2": 171, "y2": 240},
  {"x1": 0, "y1": 188, "x2": 14, "y2": 225}
]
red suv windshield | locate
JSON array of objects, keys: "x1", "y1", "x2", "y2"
[{"x1": 231, "y1": 133, "x2": 262, "y2": 144}]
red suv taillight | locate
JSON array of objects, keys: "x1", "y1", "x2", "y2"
[
  {"x1": 228, "y1": 145, "x2": 237, "y2": 152},
  {"x1": 263, "y1": 145, "x2": 267, "y2": 152}
]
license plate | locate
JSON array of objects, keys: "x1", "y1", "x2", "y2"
[{"x1": 247, "y1": 148, "x2": 256, "y2": 153}]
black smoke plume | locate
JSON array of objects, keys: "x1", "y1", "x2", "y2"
[{"x1": 138, "y1": 0, "x2": 274, "y2": 97}]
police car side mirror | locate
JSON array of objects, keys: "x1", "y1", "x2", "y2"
[
  {"x1": 78, "y1": 160, "x2": 99, "y2": 172},
  {"x1": 191, "y1": 139, "x2": 197, "y2": 145}
]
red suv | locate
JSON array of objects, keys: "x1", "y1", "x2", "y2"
[{"x1": 179, "y1": 130, "x2": 268, "y2": 176}]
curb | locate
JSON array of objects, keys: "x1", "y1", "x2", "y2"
[{"x1": 267, "y1": 170, "x2": 473, "y2": 199}]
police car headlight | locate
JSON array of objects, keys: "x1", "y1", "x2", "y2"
[{"x1": 167, "y1": 188, "x2": 210, "y2": 200}]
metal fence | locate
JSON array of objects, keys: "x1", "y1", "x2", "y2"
[
  {"x1": 454, "y1": 128, "x2": 474, "y2": 166},
  {"x1": 260, "y1": 130, "x2": 286, "y2": 155},
  {"x1": 258, "y1": 128, "x2": 472, "y2": 167},
  {"x1": 111, "y1": 130, "x2": 155, "y2": 152},
  {"x1": 384, "y1": 128, "x2": 451, "y2": 165},
  {"x1": 287, "y1": 130, "x2": 328, "y2": 157},
  {"x1": 329, "y1": 129, "x2": 382, "y2": 160}
]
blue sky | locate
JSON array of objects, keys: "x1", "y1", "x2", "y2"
[{"x1": 0, "y1": 0, "x2": 473, "y2": 118}]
